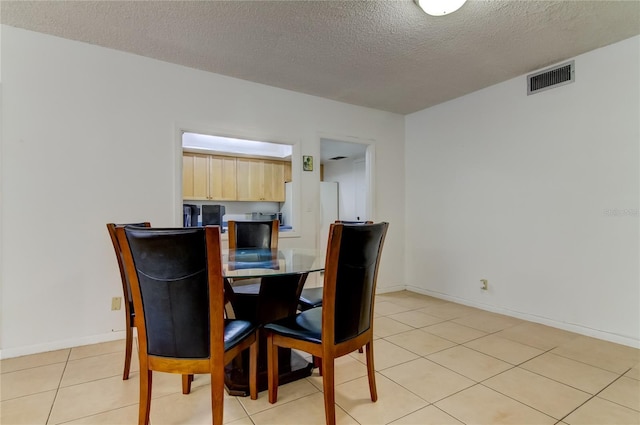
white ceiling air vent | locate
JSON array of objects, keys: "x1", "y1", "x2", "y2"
[{"x1": 527, "y1": 60, "x2": 575, "y2": 95}]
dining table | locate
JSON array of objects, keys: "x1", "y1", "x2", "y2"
[{"x1": 222, "y1": 247, "x2": 325, "y2": 396}]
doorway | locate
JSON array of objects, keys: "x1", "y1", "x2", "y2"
[{"x1": 318, "y1": 137, "x2": 374, "y2": 252}]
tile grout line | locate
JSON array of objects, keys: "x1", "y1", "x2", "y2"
[
  {"x1": 468, "y1": 350, "x2": 637, "y2": 424},
  {"x1": 387, "y1": 322, "x2": 544, "y2": 424},
  {"x1": 544, "y1": 350, "x2": 635, "y2": 377},
  {"x1": 46, "y1": 346, "x2": 141, "y2": 424},
  {"x1": 475, "y1": 381, "x2": 558, "y2": 422},
  {"x1": 457, "y1": 334, "x2": 550, "y2": 368},
  {"x1": 9, "y1": 294, "x2": 637, "y2": 424},
  {"x1": 373, "y1": 327, "x2": 514, "y2": 425},
  {"x1": 556, "y1": 368, "x2": 635, "y2": 423},
  {"x1": 471, "y1": 346, "x2": 585, "y2": 422},
  {"x1": 516, "y1": 351, "x2": 623, "y2": 396},
  {"x1": 46, "y1": 349, "x2": 72, "y2": 425},
  {"x1": 335, "y1": 323, "x2": 458, "y2": 425}
]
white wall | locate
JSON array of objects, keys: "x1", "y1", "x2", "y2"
[
  {"x1": 405, "y1": 36, "x2": 640, "y2": 347},
  {"x1": 0, "y1": 26, "x2": 405, "y2": 357},
  {"x1": 323, "y1": 157, "x2": 367, "y2": 220}
]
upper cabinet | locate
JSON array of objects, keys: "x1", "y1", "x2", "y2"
[
  {"x1": 284, "y1": 162, "x2": 292, "y2": 183},
  {"x1": 209, "y1": 155, "x2": 238, "y2": 200},
  {"x1": 183, "y1": 152, "x2": 237, "y2": 201},
  {"x1": 183, "y1": 153, "x2": 209, "y2": 200},
  {"x1": 236, "y1": 158, "x2": 285, "y2": 202},
  {"x1": 183, "y1": 152, "x2": 288, "y2": 202},
  {"x1": 263, "y1": 160, "x2": 286, "y2": 201}
]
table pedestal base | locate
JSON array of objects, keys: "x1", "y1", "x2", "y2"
[
  {"x1": 224, "y1": 349, "x2": 314, "y2": 396},
  {"x1": 224, "y1": 273, "x2": 313, "y2": 396}
]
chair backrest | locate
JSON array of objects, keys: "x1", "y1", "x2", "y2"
[
  {"x1": 335, "y1": 220, "x2": 373, "y2": 225},
  {"x1": 106, "y1": 222, "x2": 151, "y2": 305},
  {"x1": 117, "y1": 226, "x2": 226, "y2": 360},
  {"x1": 228, "y1": 220, "x2": 279, "y2": 249},
  {"x1": 322, "y1": 222, "x2": 389, "y2": 345}
]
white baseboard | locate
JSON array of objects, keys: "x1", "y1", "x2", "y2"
[
  {"x1": 405, "y1": 285, "x2": 640, "y2": 349},
  {"x1": 0, "y1": 331, "x2": 127, "y2": 359},
  {"x1": 377, "y1": 284, "x2": 406, "y2": 294},
  {"x1": 3, "y1": 285, "x2": 637, "y2": 359}
]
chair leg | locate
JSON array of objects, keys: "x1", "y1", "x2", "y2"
[
  {"x1": 267, "y1": 333, "x2": 279, "y2": 403},
  {"x1": 123, "y1": 325, "x2": 133, "y2": 380},
  {"x1": 211, "y1": 364, "x2": 225, "y2": 425},
  {"x1": 313, "y1": 355, "x2": 323, "y2": 375},
  {"x1": 249, "y1": 339, "x2": 258, "y2": 400},
  {"x1": 365, "y1": 341, "x2": 377, "y2": 402},
  {"x1": 321, "y1": 357, "x2": 336, "y2": 425},
  {"x1": 139, "y1": 369, "x2": 152, "y2": 425},
  {"x1": 182, "y1": 374, "x2": 193, "y2": 394}
]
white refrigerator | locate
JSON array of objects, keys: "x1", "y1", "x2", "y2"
[
  {"x1": 319, "y1": 181, "x2": 339, "y2": 255},
  {"x1": 280, "y1": 182, "x2": 294, "y2": 227}
]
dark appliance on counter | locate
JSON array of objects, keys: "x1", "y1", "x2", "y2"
[
  {"x1": 202, "y1": 205, "x2": 226, "y2": 231},
  {"x1": 183, "y1": 204, "x2": 200, "y2": 227}
]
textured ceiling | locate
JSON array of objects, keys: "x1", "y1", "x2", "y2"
[{"x1": 2, "y1": 0, "x2": 639, "y2": 114}]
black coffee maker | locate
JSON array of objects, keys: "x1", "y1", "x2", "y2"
[
  {"x1": 183, "y1": 204, "x2": 200, "y2": 227},
  {"x1": 202, "y1": 205, "x2": 226, "y2": 231}
]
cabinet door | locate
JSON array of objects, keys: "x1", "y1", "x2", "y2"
[
  {"x1": 209, "y1": 156, "x2": 237, "y2": 200},
  {"x1": 284, "y1": 162, "x2": 292, "y2": 183},
  {"x1": 183, "y1": 153, "x2": 209, "y2": 200},
  {"x1": 183, "y1": 154, "x2": 194, "y2": 198},
  {"x1": 236, "y1": 158, "x2": 263, "y2": 201},
  {"x1": 263, "y1": 160, "x2": 285, "y2": 202}
]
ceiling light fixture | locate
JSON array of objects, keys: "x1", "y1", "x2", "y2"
[{"x1": 415, "y1": 0, "x2": 467, "y2": 16}]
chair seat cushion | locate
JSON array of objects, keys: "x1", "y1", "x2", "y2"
[
  {"x1": 264, "y1": 307, "x2": 322, "y2": 344},
  {"x1": 224, "y1": 319, "x2": 257, "y2": 351},
  {"x1": 299, "y1": 287, "x2": 323, "y2": 310}
]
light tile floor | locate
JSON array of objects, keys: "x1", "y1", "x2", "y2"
[{"x1": 2, "y1": 291, "x2": 639, "y2": 424}]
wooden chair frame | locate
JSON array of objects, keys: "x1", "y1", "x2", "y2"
[
  {"x1": 298, "y1": 220, "x2": 373, "y2": 357},
  {"x1": 267, "y1": 222, "x2": 388, "y2": 425},
  {"x1": 117, "y1": 226, "x2": 258, "y2": 425},
  {"x1": 106, "y1": 221, "x2": 150, "y2": 380}
]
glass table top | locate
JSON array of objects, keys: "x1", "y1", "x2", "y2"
[{"x1": 223, "y1": 248, "x2": 325, "y2": 278}]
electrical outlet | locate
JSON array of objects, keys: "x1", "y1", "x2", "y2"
[
  {"x1": 480, "y1": 279, "x2": 488, "y2": 290},
  {"x1": 111, "y1": 297, "x2": 122, "y2": 311}
]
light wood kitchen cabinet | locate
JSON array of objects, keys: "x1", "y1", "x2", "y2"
[
  {"x1": 184, "y1": 152, "x2": 288, "y2": 202},
  {"x1": 183, "y1": 153, "x2": 209, "y2": 200},
  {"x1": 183, "y1": 152, "x2": 237, "y2": 201},
  {"x1": 209, "y1": 156, "x2": 237, "y2": 200},
  {"x1": 236, "y1": 158, "x2": 286, "y2": 201},
  {"x1": 263, "y1": 160, "x2": 285, "y2": 201},
  {"x1": 284, "y1": 162, "x2": 292, "y2": 182}
]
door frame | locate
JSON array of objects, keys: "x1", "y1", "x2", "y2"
[{"x1": 318, "y1": 133, "x2": 376, "y2": 232}]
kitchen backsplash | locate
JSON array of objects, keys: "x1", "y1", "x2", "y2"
[{"x1": 185, "y1": 200, "x2": 283, "y2": 224}]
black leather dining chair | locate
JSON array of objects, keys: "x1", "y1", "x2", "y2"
[
  {"x1": 227, "y1": 220, "x2": 279, "y2": 296},
  {"x1": 106, "y1": 221, "x2": 150, "y2": 380},
  {"x1": 228, "y1": 219, "x2": 279, "y2": 250},
  {"x1": 264, "y1": 222, "x2": 389, "y2": 425},
  {"x1": 298, "y1": 221, "x2": 373, "y2": 312},
  {"x1": 117, "y1": 225, "x2": 258, "y2": 425}
]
